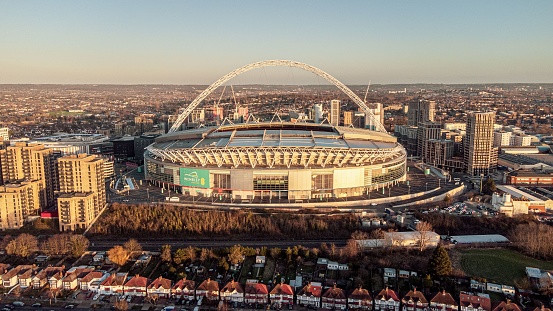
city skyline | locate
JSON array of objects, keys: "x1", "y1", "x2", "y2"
[{"x1": 1, "y1": 1, "x2": 552, "y2": 85}]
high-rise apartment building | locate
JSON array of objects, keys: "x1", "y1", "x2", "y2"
[
  {"x1": 417, "y1": 122, "x2": 442, "y2": 160},
  {"x1": 57, "y1": 154, "x2": 106, "y2": 231},
  {"x1": 0, "y1": 180, "x2": 41, "y2": 230},
  {"x1": 0, "y1": 128, "x2": 9, "y2": 141},
  {"x1": 330, "y1": 100, "x2": 340, "y2": 126},
  {"x1": 408, "y1": 100, "x2": 435, "y2": 127},
  {"x1": 0, "y1": 142, "x2": 56, "y2": 210},
  {"x1": 464, "y1": 112, "x2": 498, "y2": 177}
]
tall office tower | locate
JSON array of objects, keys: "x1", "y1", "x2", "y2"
[
  {"x1": 343, "y1": 111, "x2": 353, "y2": 127},
  {"x1": 0, "y1": 127, "x2": 8, "y2": 141},
  {"x1": 0, "y1": 181, "x2": 41, "y2": 229},
  {"x1": 407, "y1": 100, "x2": 436, "y2": 127},
  {"x1": 493, "y1": 131, "x2": 512, "y2": 147},
  {"x1": 57, "y1": 154, "x2": 106, "y2": 231},
  {"x1": 363, "y1": 103, "x2": 384, "y2": 130},
  {"x1": 313, "y1": 104, "x2": 323, "y2": 123},
  {"x1": 330, "y1": 100, "x2": 340, "y2": 126},
  {"x1": 464, "y1": 112, "x2": 498, "y2": 177},
  {"x1": 0, "y1": 142, "x2": 56, "y2": 210},
  {"x1": 417, "y1": 122, "x2": 442, "y2": 160}
]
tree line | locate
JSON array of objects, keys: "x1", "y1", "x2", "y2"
[
  {"x1": 89, "y1": 203, "x2": 359, "y2": 239},
  {"x1": 0, "y1": 233, "x2": 89, "y2": 258}
]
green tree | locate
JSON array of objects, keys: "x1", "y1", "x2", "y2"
[
  {"x1": 482, "y1": 177, "x2": 497, "y2": 195},
  {"x1": 428, "y1": 245, "x2": 452, "y2": 277}
]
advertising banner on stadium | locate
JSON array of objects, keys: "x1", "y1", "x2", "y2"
[{"x1": 179, "y1": 168, "x2": 210, "y2": 188}]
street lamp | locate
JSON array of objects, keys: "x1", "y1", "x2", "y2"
[{"x1": 425, "y1": 182, "x2": 428, "y2": 192}]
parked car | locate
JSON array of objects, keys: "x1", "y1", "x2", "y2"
[{"x1": 32, "y1": 303, "x2": 42, "y2": 308}]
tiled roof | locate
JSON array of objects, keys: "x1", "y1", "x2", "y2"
[
  {"x1": 459, "y1": 293, "x2": 491, "y2": 311},
  {"x1": 148, "y1": 276, "x2": 172, "y2": 290},
  {"x1": 222, "y1": 280, "x2": 244, "y2": 293},
  {"x1": 80, "y1": 271, "x2": 104, "y2": 283},
  {"x1": 298, "y1": 283, "x2": 322, "y2": 298},
  {"x1": 270, "y1": 283, "x2": 294, "y2": 295},
  {"x1": 348, "y1": 287, "x2": 372, "y2": 301},
  {"x1": 322, "y1": 285, "x2": 346, "y2": 299},
  {"x1": 197, "y1": 279, "x2": 219, "y2": 292},
  {"x1": 172, "y1": 278, "x2": 195, "y2": 291},
  {"x1": 403, "y1": 289, "x2": 428, "y2": 304},
  {"x1": 125, "y1": 275, "x2": 149, "y2": 288},
  {"x1": 431, "y1": 291, "x2": 458, "y2": 306},
  {"x1": 492, "y1": 301, "x2": 522, "y2": 311},
  {"x1": 245, "y1": 282, "x2": 269, "y2": 295},
  {"x1": 375, "y1": 288, "x2": 399, "y2": 301}
]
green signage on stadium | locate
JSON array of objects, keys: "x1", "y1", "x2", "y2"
[{"x1": 179, "y1": 168, "x2": 210, "y2": 188}]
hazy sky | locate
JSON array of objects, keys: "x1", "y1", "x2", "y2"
[{"x1": 1, "y1": 1, "x2": 552, "y2": 84}]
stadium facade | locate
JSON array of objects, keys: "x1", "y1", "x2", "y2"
[
  {"x1": 144, "y1": 60, "x2": 407, "y2": 202},
  {"x1": 145, "y1": 122, "x2": 406, "y2": 201}
]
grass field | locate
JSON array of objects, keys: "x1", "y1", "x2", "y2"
[{"x1": 459, "y1": 248, "x2": 553, "y2": 285}]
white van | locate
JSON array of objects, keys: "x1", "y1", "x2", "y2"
[{"x1": 12, "y1": 301, "x2": 25, "y2": 307}]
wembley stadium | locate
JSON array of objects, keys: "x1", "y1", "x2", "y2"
[{"x1": 143, "y1": 60, "x2": 407, "y2": 202}]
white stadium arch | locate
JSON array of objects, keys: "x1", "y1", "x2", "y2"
[{"x1": 169, "y1": 60, "x2": 386, "y2": 133}]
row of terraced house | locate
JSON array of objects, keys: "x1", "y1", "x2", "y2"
[{"x1": 0, "y1": 264, "x2": 548, "y2": 311}]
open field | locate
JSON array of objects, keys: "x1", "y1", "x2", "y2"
[{"x1": 460, "y1": 248, "x2": 553, "y2": 285}]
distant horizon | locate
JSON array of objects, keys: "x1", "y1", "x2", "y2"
[
  {"x1": 1, "y1": 1, "x2": 552, "y2": 84},
  {"x1": 1, "y1": 82, "x2": 553, "y2": 86}
]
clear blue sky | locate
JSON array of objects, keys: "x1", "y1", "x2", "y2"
[{"x1": 1, "y1": 0, "x2": 552, "y2": 84}]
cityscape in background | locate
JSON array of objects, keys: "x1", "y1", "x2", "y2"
[{"x1": 1, "y1": 1, "x2": 553, "y2": 310}]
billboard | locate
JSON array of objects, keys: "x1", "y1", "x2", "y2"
[{"x1": 179, "y1": 168, "x2": 210, "y2": 188}]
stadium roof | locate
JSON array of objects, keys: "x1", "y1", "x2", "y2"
[{"x1": 155, "y1": 122, "x2": 397, "y2": 150}]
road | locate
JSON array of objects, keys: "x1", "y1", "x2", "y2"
[{"x1": 88, "y1": 238, "x2": 348, "y2": 251}]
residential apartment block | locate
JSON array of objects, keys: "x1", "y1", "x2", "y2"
[{"x1": 57, "y1": 154, "x2": 106, "y2": 231}]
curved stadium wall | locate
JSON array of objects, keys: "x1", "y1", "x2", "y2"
[{"x1": 145, "y1": 122, "x2": 407, "y2": 201}]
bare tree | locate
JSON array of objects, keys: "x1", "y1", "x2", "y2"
[
  {"x1": 416, "y1": 221, "x2": 434, "y2": 252},
  {"x1": 123, "y1": 239, "x2": 142, "y2": 259},
  {"x1": 6, "y1": 233, "x2": 38, "y2": 257},
  {"x1": 69, "y1": 235, "x2": 90, "y2": 258}
]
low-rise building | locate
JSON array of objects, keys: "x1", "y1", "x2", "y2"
[
  {"x1": 374, "y1": 288, "x2": 400, "y2": 311},
  {"x1": 245, "y1": 281, "x2": 269, "y2": 304},
  {"x1": 321, "y1": 285, "x2": 346, "y2": 310},
  {"x1": 196, "y1": 278, "x2": 220, "y2": 301},
  {"x1": 347, "y1": 287, "x2": 372, "y2": 310},
  {"x1": 297, "y1": 282, "x2": 322, "y2": 308},
  {"x1": 270, "y1": 283, "x2": 294, "y2": 305},
  {"x1": 32, "y1": 266, "x2": 64, "y2": 289},
  {"x1": 430, "y1": 291, "x2": 458, "y2": 311},
  {"x1": 402, "y1": 289, "x2": 428, "y2": 311},
  {"x1": 124, "y1": 274, "x2": 149, "y2": 296},
  {"x1": 459, "y1": 292, "x2": 491, "y2": 311},
  {"x1": 99, "y1": 273, "x2": 127, "y2": 295},
  {"x1": 221, "y1": 280, "x2": 244, "y2": 303},
  {"x1": 147, "y1": 276, "x2": 172, "y2": 299},
  {"x1": 79, "y1": 271, "x2": 107, "y2": 291},
  {"x1": 172, "y1": 278, "x2": 196, "y2": 300}
]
